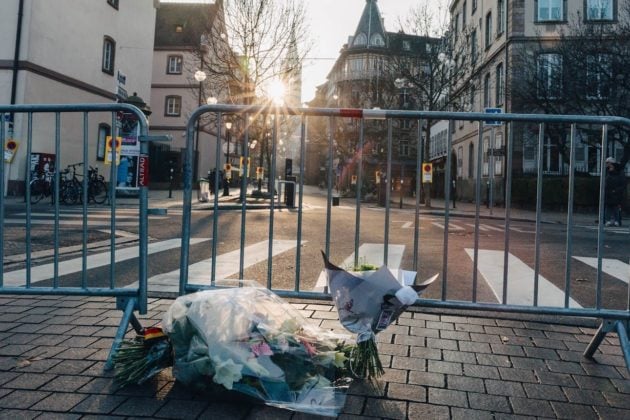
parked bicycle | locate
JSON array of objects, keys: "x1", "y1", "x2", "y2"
[
  {"x1": 29, "y1": 167, "x2": 55, "y2": 204},
  {"x1": 60, "y1": 163, "x2": 108, "y2": 205}
]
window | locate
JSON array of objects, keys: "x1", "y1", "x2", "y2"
[
  {"x1": 107, "y1": 0, "x2": 118, "y2": 9},
  {"x1": 586, "y1": 0, "x2": 614, "y2": 21},
  {"x1": 537, "y1": 53, "x2": 563, "y2": 98},
  {"x1": 469, "y1": 83, "x2": 476, "y2": 111},
  {"x1": 472, "y1": 0, "x2": 478, "y2": 13},
  {"x1": 353, "y1": 33, "x2": 367, "y2": 46},
  {"x1": 468, "y1": 143, "x2": 475, "y2": 178},
  {"x1": 96, "y1": 123, "x2": 110, "y2": 161},
  {"x1": 165, "y1": 95, "x2": 182, "y2": 116},
  {"x1": 483, "y1": 73, "x2": 491, "y2": 107},
  {"x1": 399, "y1": 140, "x2": 409, "y2": 157},
  {"x1": 370, "y1": 33, "x2": 385, "y2": 47},
  {"x1": 470, "y1": 30, "x2": 478, "y2": 62},
  {"x1": 495, "y1": 63, "x2": 504, "y2": 106},
  {"x1": 482, "y1": 137, "x2": 489, "y2": 176},
  {"x1": 102, "y1": 36, "x2": 115, "y2": 74},
  {"x1": 537, "y1": 0, "x2": 564, "y2": 22},
  {"x1": 457, "y1": 146, "x2": 463, "y2": 177},
  {"x1": 463, "y1": 1, "x2": 467, "y2": 26},
  {"x1": 497, "y1": 0, "x2": 505, "y2": 34},
  {"x1": 485, "y1": 12, "x2": 493, "y2": 48},
  {"x1": 167, "y1": 55, "x2": 183, "y2": 74},
  {"x1": 586, "y1": 54, "x2": 612, "y2": 99},
  {"x1": 402, "y1": 40, "x2": 411, "y2": 51},
  {"x1": 454, "y1": 13, "x2": 460, "y2": 35}
]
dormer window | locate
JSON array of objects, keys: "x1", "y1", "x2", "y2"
[
  {"x1": 353, "y1": 33, "x2": 367, "y2": 46},
  {"x1": 370, "y1": 33, "x2": 385, "y2": 47}
]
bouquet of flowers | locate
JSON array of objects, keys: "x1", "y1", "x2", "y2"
[
  {"x1": 114, "y1": 283, "x2": 355, "y2": 417},
  {"x1": 322, "y1": 252, "x2": 437, "y2": 379}
]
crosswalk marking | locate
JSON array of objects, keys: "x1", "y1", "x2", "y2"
[
  {"x1": 15, "y1": 212, "x2": 167, "y2": 220},
  {"x1": 573, "y1": 257, "x2": 630, "y2": 285},
  {"x1": 140, "y1": 240, "x2": 299, "y2": 293},
  {"x1": 432, "y1": 222, "x2": 464, "y2": 231},
  {"x1": 3, "y1": 219, "x2": 156, "y2": 226},
  {"x1": 313, "y1": 243, "x2": 405, "y2": 291},
  {"x1": 2, "y1": 238, "x2": 209, "y2": 287},
  {"x1": 465, "y1": 249, "x2": 582, "y2": 308}
]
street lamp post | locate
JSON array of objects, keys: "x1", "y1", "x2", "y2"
[
  {"x1": 223, "y1": 121, "x2": 232, "y2": 196},
  {"x1": 193, "y1": 70, "x2": 207, "y2": 182}
]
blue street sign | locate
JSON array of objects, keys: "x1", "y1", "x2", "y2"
[{"x1": 484, "y1": 108, "x2": 503, "y2": 126}]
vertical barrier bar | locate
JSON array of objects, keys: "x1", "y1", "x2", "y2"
[
  {"x1": 267, "y1": 110, "x2": 279, "y2": 290},
  {"x1": 109, "y1": 112, "x2": 118, "y2": 290},
  {"x1": 53, "y1": 112, "x2": 61, "y2": 288},
  {"x1": 81, "y1": 113, "x2": 89, "y2": 288},
  {"x1": 25, "y1": 114, "x2": 33, "y2": 288},
  {"x1": 472, "y1": 122, "x2": 484, "y2": 302},
  {"x1": 488, "y1": 127, "x2": 495, "y2": 215},
  {"x1": 138, "y1": 115, "x2": 150, "y2": 314},
  {"x1": 412, "y1": 119, "x2": 423, "y2": 272},
  {"x1": 179, "y1": 111, "x2": 196, "y2": 295},
  {"x1": 353, "y1": 119, "x2": 364, "y2": 268},
  {"x1": 502, "y1": 123, "x2": 514, "y2": 304},
  {"x1": 596, "y1": 125, "x2": 609, "y2": 309},
  {"x1": 211, "y1": 113, "x2": 223, "y2": 287},
  {"x1": 563, "y1": 124, "x2": 577, "y2": 308},
  {"x1": 239, "y1": 113, "x2": 250, "y2": 280},
  {"x1": 295, "y1": 114, "x2": 306, "y2": 292},
  {"x1": 533, "y1": 123, "x2": 545, "y2": 306},
  {"x1": 0, "y1": 117, "x2": 4, "y2": 288},
  {"x1": 325, "y1": 116, "x2": 334, "y2": 270},
  {"x1": 384, "y1": 118, "x2": 393, "y2": 266},
  {"x1": 441, "y1": 119, "x2": 453, "y2": 300}
]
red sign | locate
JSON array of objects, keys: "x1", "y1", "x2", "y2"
[
  {"x1": 423, "y1": 164, "x2": 431, "y2": 172},
  {"x1": 138, "y1": 154, "x2": 149, "y2": 187},
  {"x1": 6, "y1": 140, "x2": 17, "y2": 150}
]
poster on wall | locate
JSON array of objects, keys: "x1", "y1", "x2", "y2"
[
  {"x1": 29, "y1": 153, "x2": 56, "y2": 179},
  {"x1": 115, "y1": 112, "x2": 141, "y2": 195}
]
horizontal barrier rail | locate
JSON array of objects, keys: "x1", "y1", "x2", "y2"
[
  {"x1": 179, "y1": 104, "x2": 630, "y2": 371},
  {"x1": 0, "y1": 103, "x2": 152, "y2": 369}
]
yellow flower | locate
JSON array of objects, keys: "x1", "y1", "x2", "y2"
[{"x1": 334, "y1": 351, "x2": 347, "y2": 368}]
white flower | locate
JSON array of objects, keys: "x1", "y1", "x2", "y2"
[
  {"x1": 211, "y1": 356, "x2": 243, "y2": 390},
  {"x1": 395, "y1": 286, "x2": 418, "y2": 306}
]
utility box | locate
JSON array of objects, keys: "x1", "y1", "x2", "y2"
[{"x1": 285, "y1": 175, "x2": 297, "y2": 208}]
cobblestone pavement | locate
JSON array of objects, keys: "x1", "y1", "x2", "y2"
[{"x1": 0, "y1": 294, "x2": 628, "y2": 419}]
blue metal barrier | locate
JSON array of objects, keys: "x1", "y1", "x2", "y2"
[
  {"x1": 178, "y1": 104, "x2": 630, "y2": 371},
  {"x1": 0, "y1": 103, "x2": 154, "y2": 369}
]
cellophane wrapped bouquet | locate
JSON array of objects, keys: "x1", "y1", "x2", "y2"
[
  {"x1": 322, "y1": 252, "x2": 437, "y2": 379},
  {"x1": 114, "y1": 283, "x2": 355, "y2": 417}
]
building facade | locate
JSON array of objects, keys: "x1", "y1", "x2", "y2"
[{"x1": 1, "y1": 0, "x2": 157, "y2": 195}]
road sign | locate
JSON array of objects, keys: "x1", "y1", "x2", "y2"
[
  {"x1": 3, "y1": 139, "x2": 18, "y2": 163},
  {"x1": 256, "y1": 166, "x2": 264, "y2": 180},
  {"x1": 484, "y1": 108, "x2": 503, "y2": 126},
  {"x1": 375, "y1": 170, "x2": 382, "y2": 184},
  {"x1": 105, "y1": 136, "x2": 122, "y2": 165},
  {"x1": 422, "y1": 162, "x2": 433, "y2": 183},
  {"x1": 351, "y1": 175, "x2": 357, "y2": 185}
]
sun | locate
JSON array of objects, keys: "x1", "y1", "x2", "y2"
[{"x1": 267, "y1": 79, "x2": 286, "y2": 106}]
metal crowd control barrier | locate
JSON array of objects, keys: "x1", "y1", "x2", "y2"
[
  {"x1": 179, "y1": 104, "x2": 630, "y2": 371},
  {"x1": 0, "y1": 103, "x2": 167, "y2": 369}
]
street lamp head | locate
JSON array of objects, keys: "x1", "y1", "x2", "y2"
[
  {"x1": 206, "y1": 96, "x2": 218, "y2": 105},
  {"x1": 225, "y1": 121, "x2": 232, "y2": 130},
  {"x1": 194, "y1": 70, "x2": 207, "y2": 82},
  {"x1": 394, "y1": 78, "x2": 407, "y2": 89}
]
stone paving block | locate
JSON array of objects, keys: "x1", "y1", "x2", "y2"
[
  {"x1": 490, "y1": 343, "x2": 526, "y2": 357},
  {"x1": 581, "y1": 360, "x2": 623, "y2": 378},
  {"x1": 498, "y1": 367, "x2": 538, "y2": 383},
  {"x1": 426, "y1": 321, "x2": 454, "y2": 331},
  {"x1": 557, "y1": 349, "x2": 584, "y2": 362},
  {"x1": 509, "y1": 356, "x2": 547, "y2": 371},
  {"x1": 49, "y1": 360, "x2": 96, "y2": 375},
  {"x1": 476, "y1": 353, "x2": 511, "y2": 368},
  {"x1": 428, "y1": 360, "x2": 462, "y2": 375},
  {"x1": 595, "y1": 405, "x2": 630, "y2": 419},
  {"x1": 5, "y1": 333, "x2": 37, "y2": 345},
  {"x1": 602, "y1": 391, "x2": 630, "y2": 409},
  {"x1": 376, "y1": 333, "x2": 392, "y2": 344},
  {"x1": 386, "y1": 382, "x2": 426, "y2": 402},
  {"x1": 3, "y1": 373, "x2": 56, "y2": 390},
  {"x1": 0, "y1": 389, "x2": 51, "y2": 409},
  {"x1": 394, "y1": 334, "x2": 425, "y2": 347},
  {"x1": 408, "y1": 402, "x2": 450, "y2": 419},
  {"x1": 395, "y1": 317, "x2": 425, "y2": 327},
  {"x1": 31, "y1": 392, "x2": 87, "y2": 412},
  {"x1": 510, "y1": 396, "x2": 555, "y2": 417},
  {"x1": 40, "y1": 375, "x2": 92, "y2": 393},
  {"x1": 408, "y1": 371, "x2": 445, "y2": 388},
  {"x1": 523, "y1": 345, "x2": 559, "y2": 360},
  {"x1": 363, "y1": 398, "x2": 407, "y2": 419},
  {"x1": 408, "y1": 326, "x2": 439, "y2": 338},
  {"x1": 450, "y1": 406, "x2": 494, "y2": 420},
  {"x1": 391, "y1": 356, "x2": 426, "y2": 371},
  {"x1": 312, "y1": 310, "x2": 338, "y2": 320},
  {"x1": 611, "y1": 377, "x2": 630, "y2": 393},
  {"x1": 0, "y1": 372, "x2": 20, "y2": 387},
  {"x1": 467, "y1": 392, "x2": 511, "y2": 413},
  {"x1": 563, "y1": 387, "x2": 608, "y2": 405},
  {"x1": 28, "y1": 334, "x2": 70, "y2": 347},
  {"x1": 483, "y1": 326, "x2": 515, "y2": 336},
  {"x1": 594, "y1": 353, "x2": 626, "y2": 367},
  {"x1": 377, "y1": 343, "x2": 409, "y2": 356},
  {"x1": 428, "y1": 387, "x2": 468, "y2": 408},
  {"x1": 551, "y1": 401, "x2": 598, "y2": 419},
  {"x1": 484, "y1": 379, "x2": 525, "y2": 397},
  {"x1": 469, "y1": 333, "x2": 502, "y2": 344},
  {"x1": 380, "y1": 368, "x2": 407, "y2": 384},
  {"x1": 454, "y1": 323, "x2": 485, "y2": 333},
  {"x1": 533, "y1": 337, "x2": 568, "y2": 350},
  {"x1": 14, "y1": 358, "x2": 62, "y2": 374},
  {"x1": 463, "y1": 364, "x2": 500, "y2": 379},
  {"x1": 534, "y1": 370, "x2": 576, "y2": 387},
  {"x1": 347, "y1": 380, "x2": 386, "y2": 397},
  {"x1": 426, "y1": 338, "x2": 458, "y2": 351},
  {"x1": 440, "y1": 330, "x2": 470, "y2": 341},
  {"x1": 153, "y1": 399, "x2": 208, "y2": 419},
  {"x1": 111, "y1": 396, "x2": 165, "y2": 417},
  {"x1": 459, "y1": 341, "x2": 491, "y2": 354},
  {"x1": 409, "y1": 346, "x2": 441, "y2": 360},
  {"x1": 76, "y1": 378, "x2": 117, "y2": 394},
  {"x1": 447, "y1": 375, "x2": 485, "y2": 393},
  {"x1": 513, "y1": 327, "x2": 546, "y2": 338},
  {"x1": 523, "y1": 383, "x2": 566, "y2": 402},
  {"x1": 545, "y1": 331, "x2": 579, "y2": 342},
  {"x1": 22, "y1": 346, "x2": 67, "y2": 359},
  {"x1": 412, "y1": 313, "x2": 440, "y2": 321},
  {"x1": 70, "y1": 394, "x2": 126, "y2": 414},
  {"x1": 53, "y1": 348, "x2": 98, "y2": 361},
  {"x1": 0, "y1": 344, "x2": 36, "y2": 356},
  {"x1": 0, "y1": 408, "x2": 42, "y2": 419},
  {"x1": 546, "y1": 359, "x2": 586, "y2": 375},
  {"x1": 385, "y1": 324, "x2": 410, "y2": 335},
  {"x1": 342, "y1": 395, "x2": 365, "y2": 415},
  {"x1": 464, "y1": 318, "x2": 497, "y2": 326},
  {"x1": 443, "y1": 349, "x2": 476, "y2": 364},
  {"x1": 440, "y1": 315, "x2": 469, "y2": 324}
]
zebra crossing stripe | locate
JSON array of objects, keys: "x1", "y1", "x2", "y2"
[
  {"x1": 313, "y1": 243, "x2": 405, "y2": 291},
  {"x1": 432, "y1": 222, "x2": 464, "y2": 231},
  {"x1": 573, "y1": 257, "x2": 630, "y2": 284},
  {"x1": 3, "y1": 219, "x2": 160, "y2": 226},
  {"x1": 465, "y1": 249, "x2": 582, "y2": 308},
  {"x1": 141, "y1": 239, "x2": 299, "y2": 293},
  {"x1": 2, "y1": 238, "x2": 209, "y2": 287}
]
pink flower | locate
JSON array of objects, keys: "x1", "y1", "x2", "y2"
[
  {"x1": 251, "y1": 341, "x2": 274, "y2": 357},
  {"x1": 300, "y1": 339, "x2": 317, "y2": 356}
]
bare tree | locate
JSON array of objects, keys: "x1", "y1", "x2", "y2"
[{"x1": 510, "y1": 3, "x2": 630, "y2": 169}]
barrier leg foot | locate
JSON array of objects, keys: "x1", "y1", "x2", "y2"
[
  {"x1": 104, "y1": 298, "x2": 139, "y2": 371},
  {"x1": 615, "y1": 321, "x2": 630, "y2": 374},
  {"x1": 583, "y1": 319, "x2": 615, "y2": 359}
]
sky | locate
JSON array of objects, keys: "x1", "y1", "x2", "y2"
[{"x1": 160, "y1": 0, "x2": 447, "y2": 102}]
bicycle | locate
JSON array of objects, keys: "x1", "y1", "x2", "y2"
[
  {"x1": 60, "y1": 163, "x2": 108, "y2": 205},
  {"x1": 29, "y1": 168, "x2": 55, "y2": 204}
]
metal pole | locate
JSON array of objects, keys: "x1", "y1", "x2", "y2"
[{"x1": 223, "y1": 126, "x2": 230, "y2": 196}]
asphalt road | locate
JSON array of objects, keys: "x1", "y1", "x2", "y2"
[{"x1": 3, "y1": 192, "x2": 629, "y2": 311}]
